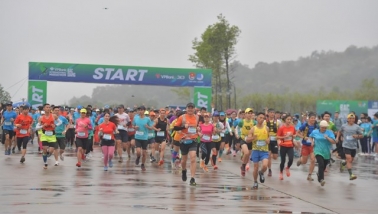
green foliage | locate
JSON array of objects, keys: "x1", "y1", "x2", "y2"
[
  {"x1": 239, "y1": 79, "x2": 378, "y2": 113},
  {"x1": 189, "y1": 14, "x2": 241, "y2": 110},
  {"x1": 0, "y1": 84, "x2": 11, "y2": 103}
]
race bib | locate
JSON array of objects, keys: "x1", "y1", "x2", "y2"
[
  {"x1": 212, "y1": 135, "x2": 220, "y2": 140},
  {"x1": 157, "y1": 131, "x2": 165, "y2": 137},
  {"x1": 270, "y1": 136, "x2": 276, "y2": 141},
  {"x1": 20, "y1": 129, "x2": 28, "y2": 134},
  {"x1": 188, "y1": 127, "x2": 196, "y2": 134},
  {"x1": 148, "y1": 133, "x2": 154, "y2": 138},
  {"x1": 128, "y1": 128, "x2": 135, "y2": 132},
  {"x1": 182, "y1": 139, "x2": 193, "y2": 145},
  {"x1": 346, "y1": 135, "x2": 353, "y2": 141},
  {"x1": 136, "y1": 131, "x2": 144, "y2": 136},
  {"x1": 78, "y1": 132, "x2": 86, "y2": 137},
  {"x1": 103, "y1": 134, "x2": 111, "y2": 140},
  {"x1": 117, "y1": 125, "x2": 125, "y2": 130},
  {"x1": 257, "y1": 140, "x2": 266, "y2": 146},
  {"x1": 45, "y1": 131, "x2": 53, "y2": 136},
  {"x1": 220, "y1": 133, "x2": 225, "y2": 137},
  {"x1": 202, "y1": 135, "x2": 211, "y2": 141},
  {"x1": 4, "y1": 121, "x2": 12, "y2": 126}
]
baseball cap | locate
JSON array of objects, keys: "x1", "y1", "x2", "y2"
[
  {"x1": 77, "y1": 105, "x2": 82, "y2": 109},
  {"x1": 5, "y1": 102, "x2": 12, "y2": 106},
  {"x1": 41, "y1": 111, "x2": 45, "y2": 115},
  {"x1": 149, "y1": 111, "x2": 156, "y2": 116},
  {"x1": 104, "y1": 105, "x2": 110, "y2": 109},
  {"x1": 245, "y1": 108, "x2": 253, "y2": 113},
  {"x1": 80, "y1": 109, "x2": 87, "y2": 113},
  {"x1": 219, "y1": 112, "x2": 225, "y2": 116},
  {"x1": 186, "y1": 103, "x2": 195, "y2": 108},
  {"x1": 347, "y1": 113, "x2": 355, "y2": 119},
  {"x1": 95, "y1": 109, "x2": 100, "y2": 112},
  {"x1": 144, "y1": 111, "x2": 149, "y2": 115},
  {"x1": 319, "y1": 120, "x2": 329, "y2": 127},
  {"x1": 213, "y1": 111, "x2": 220, "y2": 117},
  {"x1": 129, "y1": 108, "x2": 135, "y2": 112}
]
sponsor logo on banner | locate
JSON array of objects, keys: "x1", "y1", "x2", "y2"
[
  {"x1": 47, "y1": 67, "x2": 76, "y2": 77},
  {"x1": 372, "y1": 102, "x2": 378, "y2": 109},
  {"x1": 189, "y1": 72, "x2": 196, "y2": 80},
  {"x1": 155, "y1": 74, "x2": 161, "y2": 78},
  {"x1": 196, "y1": 73, "x2": 204, "y2": 81}
]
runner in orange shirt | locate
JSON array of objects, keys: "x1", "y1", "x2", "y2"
[
  {"x1": 14, "y1": 105, "x2": 33, "y2": 163},
  {"x1": 277, "y1": 115, "x2": 296, "y2": 180}
]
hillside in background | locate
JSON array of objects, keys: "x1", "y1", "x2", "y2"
[
  {"x1": 69, "y1": 45, "x2": 378, "y2": 108},
  {"x1": 231, "y1": 45, "x2": 378, "y2": 96}
]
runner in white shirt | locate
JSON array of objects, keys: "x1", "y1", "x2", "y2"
[{"x1": 115, "y1": 104, "x2": 131, "y2": 163}]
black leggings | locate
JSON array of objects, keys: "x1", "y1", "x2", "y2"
[
  {"x1": 280, "y1": 147, "x2": 294, "y2": 172},
  {"x1": 17, "y1": 137, "x2": 29, "y2": 149},
  {"x1": 360, "y1": 136, "x2": 368, "y2": 153},
  {"x1": 66, "y1": 128, "x2": 75, "y2": 146},
  {"x1": 315, "y1": 155, "x2": 329, "y2": 182},
  {"x1": 86, "y1": 136, "x2": 93, "y2": 154},
  {"x1": 200, "y1": 142, "x2": 214, "y2": 165}
]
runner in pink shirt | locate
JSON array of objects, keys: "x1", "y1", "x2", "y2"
[{"x1": 75, "y1": 108, "x2": 92, "y2": 167}]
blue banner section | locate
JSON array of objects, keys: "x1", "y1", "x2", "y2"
[{"x1": 28, "y1": 62, "x2": 212, "y2": 87}]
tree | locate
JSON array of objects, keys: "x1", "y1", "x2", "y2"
[
  {"x1": 0, "y1": 84, "x2": 11, "y2": 103},
  {"x1": 189, "y1": 14, "x2": 241, "y2": 110}
]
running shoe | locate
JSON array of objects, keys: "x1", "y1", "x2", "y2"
[
  {"x1": 285, "y1": 167, "x2": 291, "y2": 177},
  {"x1": 82, "y1": 153, "x2": 86, "y2": 161},
  {"x1": 246, "y1": 163, "x2": 250, "y2": 171},
  {"x1": 307, "y1": 174, "x2": 314, "y2": 181},
  {"x1": 213, "y1": 165, "x2": 218, "y2": 170},
  {"x1": 174, "y1": 159, "x2": 181, "y2": 169},
  {"x1": 320, "y1": 179, "x2": 325, "y2": 186},
  {"x1": 141, "y1": 164, "x2": 146, "y2": 171},
  {"x1": 259, "y1": 171, "x2": 265, "y2": 183},
  {"x1": 279, "y1": 172, "x2": 283, "y2": 180},
  {"x1": 182, "y1": 169, "x2": 187, "y2": 181},
  {"x1": 190, "y1": 178, "x2": 196, "y2": 186},
  {"x1": 119, "y1": 157, "x2": 123, "y2": 163},
  {"x1": 253, "y1": 182, "x2": 258, "y2": 189},
  {"x1": 240, "y1": 166, "x2": 246, "y2": 176},
  {"x1": 135, "y1": 157, "x2": 140, "y2": 166},
  {"x1": 200, "y1": 160, "x2": 205, "y2": 169},
  {"x1": 7, "y1": 148, "x2": 11, "y2": 155},
  {"x1": 60, "y1": 155, "x2": 64, "y2": 161},
  {"x1": 268, "y1": 169, "x2": 272, "y2": 177},
  {"x1": 227, "y1": 150, "x2": 231, "y2": 155},
  {"x1": 20, "y1": 156, "x2": 25, "y2": 163},
  {"x1": 349, "y1": 174, "x2": 357, "y2": 180},
  {"x1": 55, "y1": 161, "x2": 59, "y2": 166},
  {"x1": 297, "y1": 159, "x2": 302, "y2": 166},
  {"x1": 76, "y1": 162, "x2": 81, "y2": 167},
  {"x1": 340, "y1": 161, "x2": 345, "y2": 172},
  {"x1": 43, "y1": 164, "x2": 48, "y2": 169},
  {"x1": 150, "y1": 156, "x2": 157, "y2": 163},
  {"x1": 104, "y1": 166, "x2": 108, "y2": 171},
  {"x1": 218, "y1": 157, "x2": 222, "y2": 162},
  {"x1": 158, "y1": 160, "x2": 164, "y2": 166},
  {"x1": 203, "y1": 166, "x2": 209, "y2": 172},
  {"x1": 109, "y1": 160, "x2": 113, "y2": 168}
]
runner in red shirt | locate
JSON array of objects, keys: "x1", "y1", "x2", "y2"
[{"x1": 14, "y1": 106, "x2": 33, "y2": 163}]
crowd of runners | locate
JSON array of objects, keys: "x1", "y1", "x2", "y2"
[{"x1": 1, "y1": 101, "x2": 378, "y2": 187}]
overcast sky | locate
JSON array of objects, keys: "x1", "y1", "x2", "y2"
[{"x1": 1, "y1": 0, "x2": 377, "y2": 105}]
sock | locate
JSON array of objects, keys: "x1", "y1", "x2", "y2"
[
  {"x1": 348, "y1": 169, "x2": 352, "y2": 176},
  {"x1": 42, "y1": 154, "x2": 47, "y2": 163},
  {"x1": 172, "y1": 151, "x2": 178, "y2": 162},
  {"x1": 219, "y1": 149, "x2": 223, "y2": 157}
]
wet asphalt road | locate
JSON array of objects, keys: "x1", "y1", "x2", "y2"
[{"x1": 1, "y1": 142, "x2": 377, "y2": 214}]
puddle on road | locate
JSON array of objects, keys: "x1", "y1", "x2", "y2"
[{"x1": 30, "y1": 188, "x2": 65, "y2": 192}]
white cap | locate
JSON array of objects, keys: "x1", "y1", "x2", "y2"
[
  {"x1": 95, "y1": 109, "x2": 100, "y2": 112},
  {"x1": 41, "y1": 111, "x2": 45, "y2": 115},
  {"x1": 319, "y1": 120, "x2": 329, "y2": 127}
]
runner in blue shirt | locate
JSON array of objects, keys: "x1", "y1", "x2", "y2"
[{"x1": 1, "y1": 102, "x2": 17, "y2": 155}]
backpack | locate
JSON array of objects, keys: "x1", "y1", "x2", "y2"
[{"x1": 303, "y1": 122, "x2": 318, "y2": 137}]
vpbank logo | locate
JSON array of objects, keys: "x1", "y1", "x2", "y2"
[
  {"x1": 189, "y1": 72, "x2": 196, "y2": 80},
  {"x1": 196, "y1": 73, "x2": 204, "y2": 81},
  {"x1": 155, "y1": 74, "x2": 161, "y2": 78},
  {"x1": 50, "y1": 67, "x2": 55, "y2": 71}
]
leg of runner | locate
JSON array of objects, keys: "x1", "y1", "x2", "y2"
[
  {"x1": 211, "y1": 143, "x2": 218, "y2": 170},
  {"x1": 18, "y1": 137, "x2": 28, "y2": 163},
  {"x1": 141, "y1": 142, "x2": 148, "y2": 171},
  {"x1": 4, "y1": 132, "x2": 12, "y2": 155},
  {"x1": 267, "y1": 141, "x2": 278, "y2": 176},
  {"x1": 315, "y1": 155, "x2": 327, "y2": 186},
  {"x1": 102, "y1": 145, "x2": 109, "y2": 171},
  {"x1": 158, "y1": 140, "x2": 166, "y2": 166},
  {"x1": 344, "y1": 148, "x2": 357, "y2": 180},
  {"x1": 279, "y1": 146, "x2": 294, "y2": 180},
  {"x1": 42, "y1": 142, "x2": 49, "y2": 169},
  {"x1": 218, "y1": 140, "x2": 225, "y2": 162},
  {"x1": 150, "y1": 141, "x2": 157, "y2": 163},
  {"x1": 240, "y1": 142, "x2": 250, "y2": 176}
]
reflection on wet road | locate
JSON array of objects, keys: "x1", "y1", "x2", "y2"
[{"x1": 1, "y1": 144, "x2": 377, "y2": 214}]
